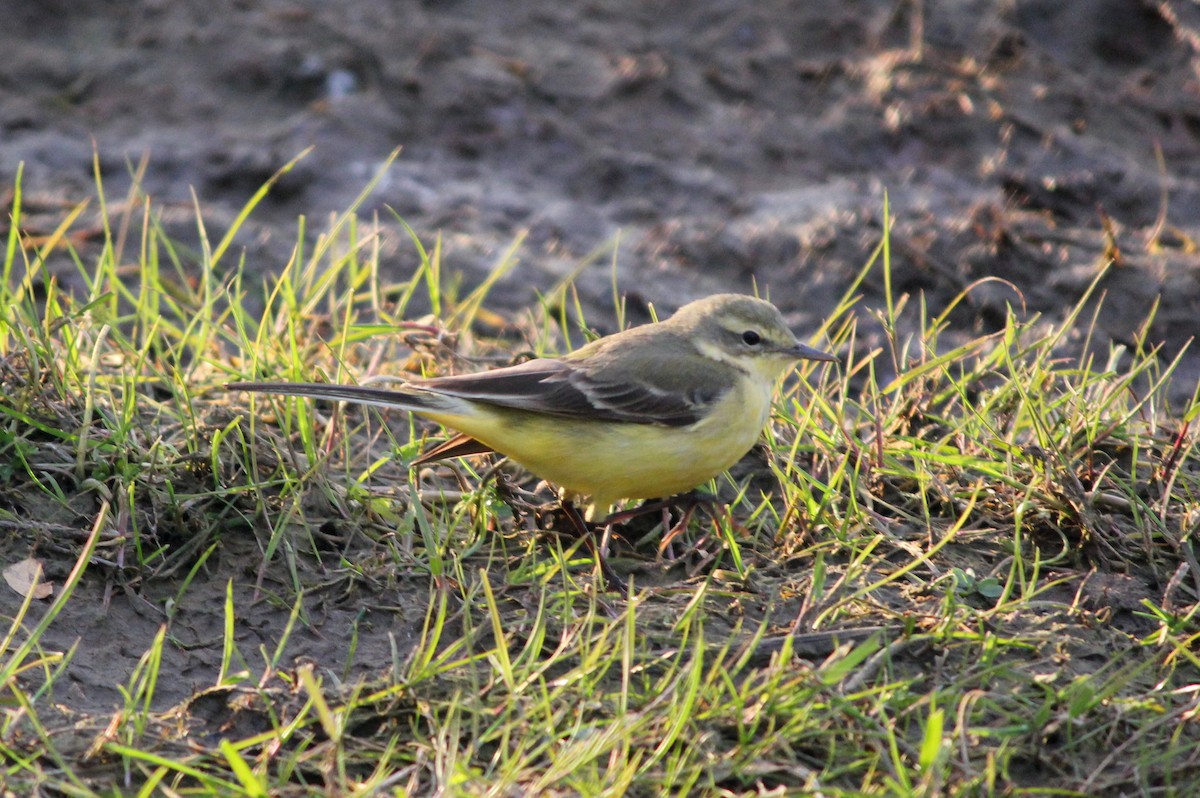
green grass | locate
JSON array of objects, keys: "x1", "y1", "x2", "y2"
[{"x1": 0, "y1": 156, "x2": 1198, "y2": 796}]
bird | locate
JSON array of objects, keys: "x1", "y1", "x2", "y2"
[{"x1": 228, "y1": 293, "x2": 836, "y2": 587}]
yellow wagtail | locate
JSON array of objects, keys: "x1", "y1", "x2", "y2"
[{"x1": 229, "y1": 293, "x2": 836, "y2": 584}]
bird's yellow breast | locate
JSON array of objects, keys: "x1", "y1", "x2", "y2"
[{"x1": 425, "y1": 372, "x2": 774, "y2": 517}]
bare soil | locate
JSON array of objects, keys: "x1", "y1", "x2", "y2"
[{"x1": 2, "y1": 0, "x2": 1199, "y2": 781}]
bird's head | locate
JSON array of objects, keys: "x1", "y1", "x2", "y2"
[{"x1": 669, "y1": 294, "x2": 838, "y2": 381}]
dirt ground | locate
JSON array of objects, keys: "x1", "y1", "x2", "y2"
[{"x1": 2, "y1": 0, "x2": 1199, "y2": 744}]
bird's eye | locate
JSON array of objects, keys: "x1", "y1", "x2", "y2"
[{"x1": 741, "y1": 330, "x2": 762, "y2": 346}]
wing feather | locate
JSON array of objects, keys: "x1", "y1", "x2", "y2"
[{"x1": 418, "y1": 354, "x2": 727, "y2": 427}]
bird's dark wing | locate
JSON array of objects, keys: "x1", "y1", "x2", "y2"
[{"x1": 417, "y1": 353, "x2": 730, "y2": 428}]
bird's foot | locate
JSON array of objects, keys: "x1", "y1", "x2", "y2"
[{"x1": 560, "y1": 501, "x2": 627, "y2": 593}]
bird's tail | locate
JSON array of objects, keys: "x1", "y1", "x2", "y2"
[{"x1": 227, "y1": 381, "x2": 446, "y2": 414}]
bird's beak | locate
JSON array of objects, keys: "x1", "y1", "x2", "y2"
[{"x1": 789, "y1": 341, "x2": 839, "y2": 362}]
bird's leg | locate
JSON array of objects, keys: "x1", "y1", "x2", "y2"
[
  {"x1": 599, "y1": 492, "x2": 717, "y2": 556},
  {"x1": 660, "y1": 503, "x2": 674, "y2": 559},
  {"x1": 657, "y1": 500, "x2": 699, "y2": 559},
  {"x1": 561, "y1": 501, "x2": 627, "y2": 593},
  {"x1": 606, "y1": 493, "x2": 739, "y2": 566}
]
